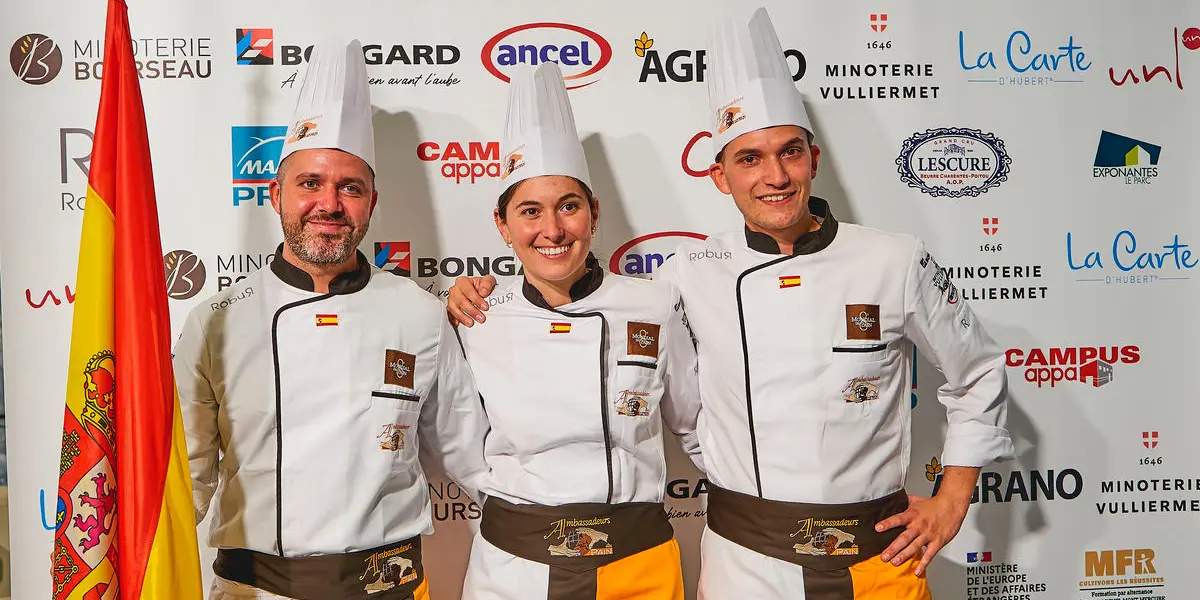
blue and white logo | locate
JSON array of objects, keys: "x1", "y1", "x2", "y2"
[
  {"x1": 232, "y1": 126, "x2": 286, "y2": 207},
  {"x1": 232, "y1": 126, "x2": 286, "y2": 184},
  {"x1": 896, "y1": 127, "x2": 1011, "y2": 198},
  {"x1": 1067, "y1": 230, "x2": 1196, "y2": 285}
]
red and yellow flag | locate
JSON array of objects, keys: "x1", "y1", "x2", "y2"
[{"x1": 53, "y1": 1, "x2": 203, "y2": 598}]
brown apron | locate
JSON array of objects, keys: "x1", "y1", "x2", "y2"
[
  {"x1": 480, "y1": 498, "x2": 675, "y2": 599},
  {"x1": 214, "y1": 535, "x2": 423, "y2": 600},
  {"x1": 706, "y1": 485, "x2": 910, "y2": 597}
]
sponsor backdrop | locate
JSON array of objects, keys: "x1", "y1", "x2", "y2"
[{"x1": 2, "y1": 0, "x2": 1198, "y2": 598}]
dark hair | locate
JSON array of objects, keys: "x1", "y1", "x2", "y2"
[
  {"x1": 496, "y1": 176, "x2": 597, "y2": 222},
  {"x1": 715, "y1": 128, "x2": 815, "y2": 164}
]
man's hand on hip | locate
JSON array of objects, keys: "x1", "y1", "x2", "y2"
[{"x1": 875, "y1": 465, "x2": 979, "y2": 577}]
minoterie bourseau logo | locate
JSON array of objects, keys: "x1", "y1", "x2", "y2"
[{"x1": 481, "y1": 22, "x2": 612, "y2": 90}]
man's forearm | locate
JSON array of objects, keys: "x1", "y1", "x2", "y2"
[{"x1": 935, "y1": 466, "x2": 980, "y2": 507}]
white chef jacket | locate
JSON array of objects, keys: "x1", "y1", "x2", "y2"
[
  {"x1": 173, "y1": 247, "x2": 488, "y2": 557},
  {"x1": 656, "y1": 198, "x2": 1015, "y2": 504},
  {"x1": 456, "y1": 258, "x2": 702, "y2": 506}
]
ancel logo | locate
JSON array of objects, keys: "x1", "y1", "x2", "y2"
[
  {"x1": 1005, "y1": 345, "x2": 1140, "y2": 388},
  {"x1": 481, "y1": 22, "x2": 612, "y2": 89},
  {"x1": 610, "y1": 231, "x2": 708, "y2": 278}
]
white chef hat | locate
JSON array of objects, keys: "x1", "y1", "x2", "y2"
[
  {"x1": 279, "y1": 39, "x2": 375, "y2": 173},
  {"x1": 706, "y1": 7, "x2": 814, "y2": 159},
  {"x1": 499, "y1": 62, "x2": 591, "y2": 196}
]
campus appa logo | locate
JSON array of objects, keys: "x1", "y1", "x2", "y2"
[{"x1": 481, "y1": 22, "x2": 612, "y2": 90}]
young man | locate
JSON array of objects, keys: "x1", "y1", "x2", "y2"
[
  {"x1": 449, "y1": 8, "x2": 1014, "y2": 599},
  {"x1": 174, "y1": 40, "x2": 487, "y2": 600}
]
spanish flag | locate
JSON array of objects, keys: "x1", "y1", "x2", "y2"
[
  {"x1": 550, "y1": 322, "x2": 572, "y2": 334},
  {"x1": 52, "y1": 1, "x2": 203, "y2": 598},
  {"x1": 316, "y1": 313, "x2": 340, "y2": 327},
  {"x1": 778, "y1": 275, "x2": 802, "y2": 289}
]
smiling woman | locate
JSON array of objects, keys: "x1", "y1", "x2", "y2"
[
  {"x1": 451, "y1": 62, "x2": 700, "y2": 600},
  {"x1": 495, "y1": 175, "x2": 597, "y2": 308}
]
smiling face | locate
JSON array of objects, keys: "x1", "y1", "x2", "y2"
[
  {"x1": 709, "y1": 125, "x2": 821, "y2": 243},
  {"x1": 269, "y1": 148, "x2": 377, "y2": 268},
  {"x1": 495, "y1": 175, "x2": 598, "y2": 292}
]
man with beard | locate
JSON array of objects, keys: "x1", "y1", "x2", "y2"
[{"x1": 173, "y1": 40, "x2": 488, "y2": 600}]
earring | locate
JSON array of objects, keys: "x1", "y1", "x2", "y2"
[{"x1": 505, "y1": 240, "x2": 513, "y2": 248}]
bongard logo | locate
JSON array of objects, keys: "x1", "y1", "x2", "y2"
[{"x1": 10, "y1": 33, "x2": 62, "y2": 84}]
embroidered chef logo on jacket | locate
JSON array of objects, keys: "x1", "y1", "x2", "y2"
[
  {"x1": 616, "y1": 390, "x2": 651, "y2": 417},
  {"x1": 843, "y1": 376, "x2": 881, "y2": 403},
  {"x1": 377, "y1": 423, "x2": 409, "y2": 451},
  {"x1": 845, "y1": 304, "x2": 881, "y2": 340},
  {"x1": 627, "y1": 322, "x2": 660, "y2": 358},
  {"x1": 790, "y1": 518, "x2": 861, "y2": 556},
  {"x1": 384, "y1": 350, "x2": 416, "y2": 389},
  {"x1": 545, "y1": 517, "x2": 614, "y2": 557},
  {"x1": 360, "y1": 542, "x2": 418, "y2": 593}
]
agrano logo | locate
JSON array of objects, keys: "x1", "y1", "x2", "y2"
[{"x1": 481, "y1": 22, "x2": 612, "y2": 90}]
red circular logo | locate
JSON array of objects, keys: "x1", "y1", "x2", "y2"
[
  {"x1": 1182, "y1": 27, "x2": 1200, "y2": 51},
  {"x1": 480, "y1": 23, "x2": 613, "y2": 90}
]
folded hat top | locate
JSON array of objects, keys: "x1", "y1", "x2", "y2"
[
  {"x1": 706, "y1": 7, "x2": 814, "y2": 159},
  {"x1": 280, "y1": 39, "x2": 376, "y2": 173},
  {"x1": 499, "y1": 62, "x2": 591, "y2": 196}
]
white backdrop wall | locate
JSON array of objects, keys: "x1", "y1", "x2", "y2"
[{"x1": 3, "y1": 1, "x2": 1199, "y2": 598}]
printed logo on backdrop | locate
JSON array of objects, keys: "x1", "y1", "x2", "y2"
[
  {"x1": 482, "y1": 22, "x2": 612, "y2": 90},
  {"x1": 235, "y1": 28, "x2": 273, "y2": 65},
  {"x1": 633, "y1": 31, "x2": 806, "y2": 84},
  {"x1": 59, "y1": 128, "x2": 94, "y2": 211},
  {"x1": 375, "y1": 242, "x2": 411, "y2": 277},
  {"x1": 938, "y1": 219, "x2": 1050, "y2": 301},
  {"x1": 681, "y1": 131, "x2": 713, "y2": 177},
  {"x1": 1004, "y1": 345, "x2": 1140, "y2": 389},
  {"x1": 56, "y1": 34, "x2": 212, "y2": 81},
  {"x1": 957, "y1": 29, "x2": 1089, "y2": 87},
  {"x1": 25, "y1": 286, "x2": 76, "y2": 309},
  {"x1": 163, "y1": 250, "x2": 206, "y2": 300},
  {"x1": 609, "y1": 231, "x2": 710, "y2": 278},
  {"x1": 239, "y1": 29, "x2": 461, "y2": 89},
  {"x1": 1080, "y1": 549, "x2": 1166, "y2": 599},
  {"x1": 665, "y1": 478, "x2": 709, "y2": 520},
  {"x1": 1093, "y1": 131, "x2": 1160, "y2": 185},
  {"x1": 816, "y1": 13, "x2": 942, "y2": 101},
  {"x1": 1066, "y1": 230, "x2": 1195, "y2": 285},
  {"x1": 963, "y1": 551, "x2": 1048, "y2": 600},
  {"x1": 897, "y1": 128, "x2": 1010, "y2": 198},
  {"x1": 416, "y1": 141, "x2": 501, "y2": 185},
  {"x1": 10, "y1": 34, "x2": 63, "y2": 84},
  {"x1": 373, "y1": 240, "x2": 522, "y2": 299},
  {"x1": 1109, "y1": 26, "x2": 1199, "y2": 90},
  {"x1": 232, "y1": 126, "x2": 287, "y2": 207},
  {"x1": 927, "y1": 456, "x2": 1083, "y2": 504},
  {"x1": 427, "y1": 480, "x2": 481, "y2": 522},
  {"x1": 1098, "y1": 430, "x2": 1200, "y2": 516},
  {"x1": 214, "y1": 253, "x2": 273, "y2": 291}
]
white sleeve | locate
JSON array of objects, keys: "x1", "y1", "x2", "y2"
[
  {"x1": 658, "y1": 284, "x2": 705, "y2": 472},
  {"x1": 418, "y1": 318, "x2": 490, "y2": 505},
  {"x1": 903, "y1": 239, "x2": 1015, "y2": 468},
  {"x1": 172, "y1": 309, "x2": 220, "y2": 523}
]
